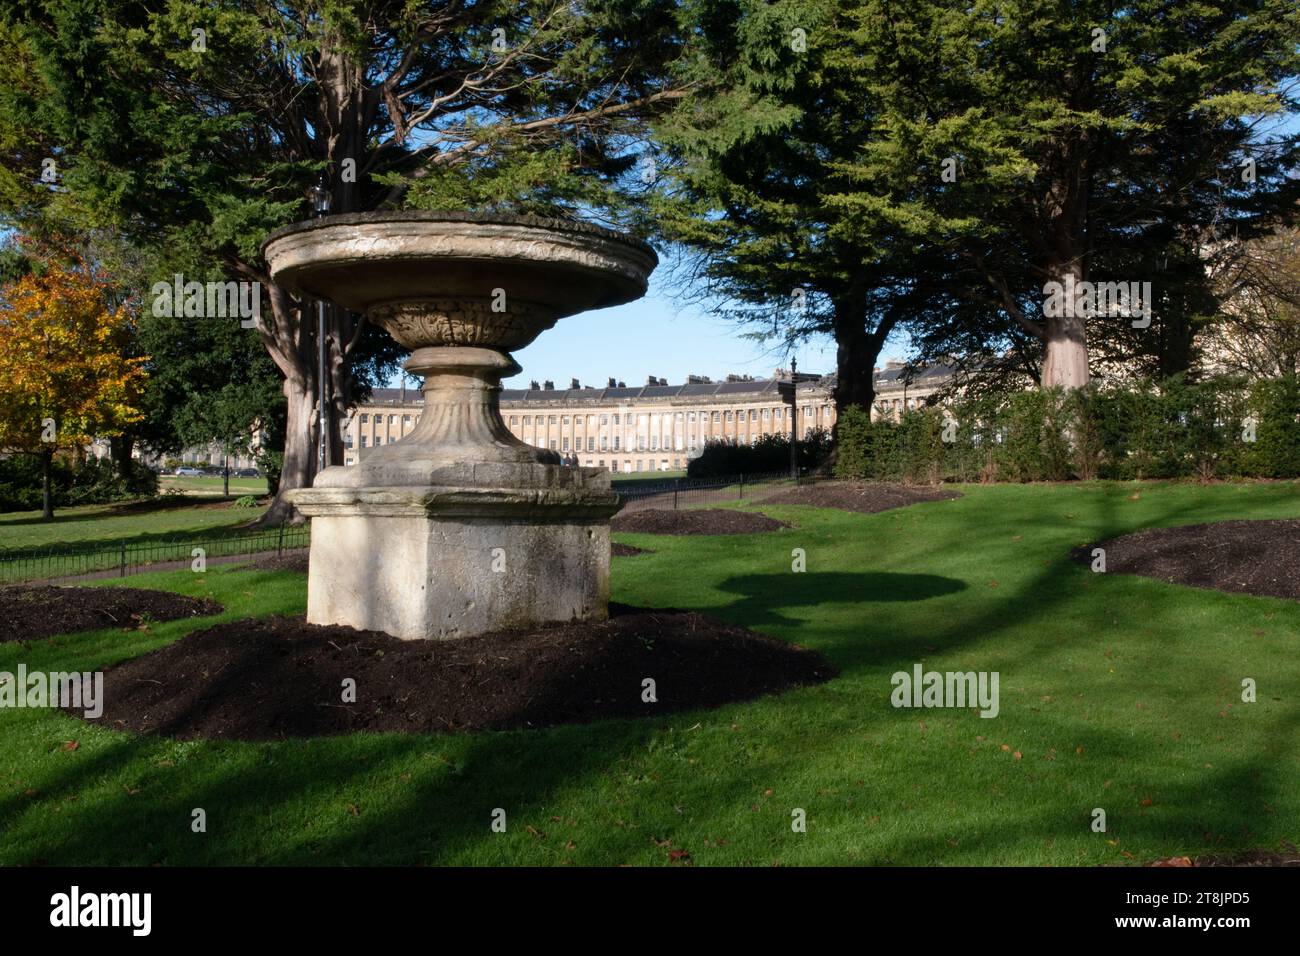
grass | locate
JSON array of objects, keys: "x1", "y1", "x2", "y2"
[
  {"x1": 0, "y1": 498, "x2": 268, "y2": 554},
  {"x1": 158, "y1": 476, "x2": 269, "y2": 497},
  {"x1": 1, "y1": 480, "x2": 1298, "y2": 865}
]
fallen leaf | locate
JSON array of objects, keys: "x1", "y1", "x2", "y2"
[{"x1": 60, "y1": 740, "x2": 79, "y2": 752}]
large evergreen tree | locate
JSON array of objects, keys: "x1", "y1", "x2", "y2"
[
  {"x1": 2, "y1": 0, "x2": 687, "y2": 520},
  {"x1": 835, "y1": 0, "x2": 1300, "y2": 389}
]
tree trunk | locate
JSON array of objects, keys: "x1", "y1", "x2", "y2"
[
  {"x1": 41, "y1": 449, "x2": 53, "y2": 521},
  {"x1": 261, "y1": 374, "x2": 318, "y2": 525},
  {"x1": 110, "y1": 434, "x2": 134, "y2": 480},
  {"x1": 1042, "y1": 260, "x2": 1090, "y2": 389},
  {"x1": 223, "y1": 452, "x2": 230, "y2": 497}
]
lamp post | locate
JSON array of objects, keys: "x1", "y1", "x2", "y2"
[
  {"x1": 789, "y1": 356, "x2": 799, "y2": 482},
  {"x1": 309, "y1": 175, "x2": 332, "y2": 474}
]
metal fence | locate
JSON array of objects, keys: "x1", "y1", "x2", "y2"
[
  {"x1": 614, "y1": 470, "x2": 805, "y2": 513},
  {"x1": 0, "y1": 523, "x2": 311, "y2": 586}
]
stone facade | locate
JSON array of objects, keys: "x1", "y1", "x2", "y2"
[{"x1": 342, "y1": 361, "x2": 955, "y2": 472}]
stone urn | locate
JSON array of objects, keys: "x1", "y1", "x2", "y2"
[{"x1": 261, "y1": 211, "x2": 656, "y2": 639}]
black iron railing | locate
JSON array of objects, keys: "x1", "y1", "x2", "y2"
[{"x1": 0, "y1": 523, "x2": 311, "y2": 585}]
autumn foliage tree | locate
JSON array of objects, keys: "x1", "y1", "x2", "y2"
[{"x1": 0, "y1": 260, "x2": 147, "y2": 520}]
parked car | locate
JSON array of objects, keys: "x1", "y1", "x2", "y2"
[
  {"x1": 175, "y1": 467, "x2": 204, "y2": 477},
  {"x1": 234, "y1": 468, "x2": 261, "y2": 478}
]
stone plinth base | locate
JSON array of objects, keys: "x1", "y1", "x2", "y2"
[{"x1": 287, "y1": 484, "x2": 619, "y2": 640}]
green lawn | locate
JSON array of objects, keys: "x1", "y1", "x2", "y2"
[
  {"x1": 2, "y1": 481, "x2": 1298, "y2": 865},
  {"x1": 0, "y1": 498, "x2": 269, "y2": 554},
  {"x1": 158, "y1": 475, "x2": 269, "y2": 497}
]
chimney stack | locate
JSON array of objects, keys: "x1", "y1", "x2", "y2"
[
  {"x1": 529, "y1": 379, "x2": 540, "y2": 390},
  {"x1": 543, "y1": 380, "x2": 554, "y2": 390},
  {"x1": 570, "y1": 377, "x2": 580, "y2": 390},
  {"x1": 608, "y1": 377, "x2": 617, "y2": 388}
]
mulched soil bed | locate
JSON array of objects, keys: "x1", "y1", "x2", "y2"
[
  {"x1": 610, "y1": 508, "x2": 788, "y2": 535},
  {"x1": 0, "y1": 586, "x2": 224, "y2": 643},
  {"x1": 245, "y1": 551, "x2": 310, "y2": 574},
  {"x1": 1073, "y1": 519, "x2": 1300, "y2": 601},
  {"x1": 759, "y1": 480, "x2": 962, "y2": 514},
  {"x1": 611, "y1": 542, "x2": 654, "y2": 557},
  {"x1": 76, "y1": 603, "x2": 835, "y2": 740}
]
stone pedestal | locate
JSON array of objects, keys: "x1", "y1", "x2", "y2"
[
  {"x1": 291, "y1": 484, "x2": 616, "y2": 640},
  {"x1": 264, "y1": 212, "x2": 656, "y2": 640},
  {"x1": 287, "y1": 345, "x2": 621, "y2": 640}
]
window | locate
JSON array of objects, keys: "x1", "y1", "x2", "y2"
[
  {"x1": 360, "y1": 436, "x2": 367, "y2": 448},
  {"x1": 562, "y1": 438, "x2": 569, "y2": 451},
  {"x1": 587, "y1": 437, "x2": 595, "y2": 452},
  {"x1": 600, "y1": 414, "x2": 608, "y2": 425},
  {"x1": 600, "y1": 436, "x2": 608, "y2": 451},
  {"x1": 635, "y1": 460, "x2": 643, "y2": 472},
  {"x1": 725, "y1": 411, "x2": 733, "y2": 422},
  {"x1": 762, "y1": 408, "x2": 770, "y2": 420},
  {"x1": 598, "y1": 460, "x2": 605, "y2": 467},
  {"x1": 613, "y1": 436, "x2": 620, "y2": 451},
  {"x1": 588, "y1": 416, "x2": 596, "y2": 427},
  {"x1": 613, "y1": 413, "x2": 620, "y2": 425},
  {"x1": 675, "y1": 412, "x2": 683, "y2": 423},
  {"x1": 548, "y1": 415, "x2": 557, "y2": 424},
  {"x1": 523, "y1": 416, "x2": 531, "y2": 425},
  {"x1": 549, "y1": 440, "x2": 557, "y2": 450},
  {"x1": 713, "y1": 411, "x2": 720, "y2": 423},
  {"x1": 403, "y1": 415, "x2": 412, "y2": 424},
  {"x1": 346, "y1": 457, "x2": 355, "y2": 466},
  {"x1": 774, "y1": 408, "x2": 782, "y2": 420},
  {"x1": 389, "y1": 415, "x2": 396, "y2": 424},
  {"x1": 562, "y1": 416, "x2": 570, "y2": 426},
  {"x1": 651, "y1": 436, "x2": 659, "y2": 450},
  {"x1": 389, "y1": 436, "x2": 397, "y2": 444},
  {"x1": 637, "y1": 436, "x2": 646, "y2": 451},
  {"x1": 750, "y1": 409, "x2": 758, "y2": 421},
  {"x1": 611, "y1": 460, "x2": 619, "y2": 472},
  {"x1": 346, "y1": 435, "x2": 354, "y2": 448},
  {"x1": 360, "y1": 414, "x2": 369, "y2": 424}
]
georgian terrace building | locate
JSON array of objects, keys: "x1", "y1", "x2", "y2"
[{"x1": 342, "y1": 361, "x2": 955, "y2": 473}]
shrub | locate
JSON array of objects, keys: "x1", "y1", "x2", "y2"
[{"x1": 688, "y1": 429, "x2": 832, "y2": 479}]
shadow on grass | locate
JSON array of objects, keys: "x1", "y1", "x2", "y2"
[
  {"x1": 6, "y1": 484, "x2": 1297, "y2": 865},
  {"x1": 713, "y1": 571, "x2": 967, "y2": 630}
]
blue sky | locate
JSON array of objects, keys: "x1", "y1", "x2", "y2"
[{"x1": 500, "y1": 270, "x2": 847, "y2": 389}]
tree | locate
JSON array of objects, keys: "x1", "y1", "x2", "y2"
[
  {"x1": 1204, "y1": 226, "x2": 1300, "y2": 378},
  {"x1": 833, "y1": 0, "x2": 1300, "y2": 390},
  {"x1": 3, "y1": 0, "x2": 688, "y2": 521},
  {"x1": 647, "y1": 0, "x2": 965, "y2": 421},
  {"x1": 0, "y1": 258, "x2": 147, "y2": 519}
]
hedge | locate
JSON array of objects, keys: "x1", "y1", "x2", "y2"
[{"x1": 834, "y1": 374, "x2": 1300, "y2": 483}]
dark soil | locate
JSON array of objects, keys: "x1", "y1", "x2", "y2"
[
  {"x1": 611, "y1": 542, "x2": 653, "y2": 557},
  {"x1": 0, "y1": 586, "x2": 224, "y2": 643},
  {"x1": 245, "y1": 551, "x2": 310, "y2": 573},
  {"x1": 77, "y1": 604, "x2": 834, "y2": 740},
  {"x1": 759, "y1": 480, "x2": 962, "y2": 514},
  {"x1": 610, "y1": 508, "x2": 789, "y2": 535},
  {"x1": 1073, "y1": 519, "x2": 1300, "y2": 601}
]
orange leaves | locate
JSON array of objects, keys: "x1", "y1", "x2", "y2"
[{"x1": 0, "y1": 260, "x2": 147, "y2": 455}]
